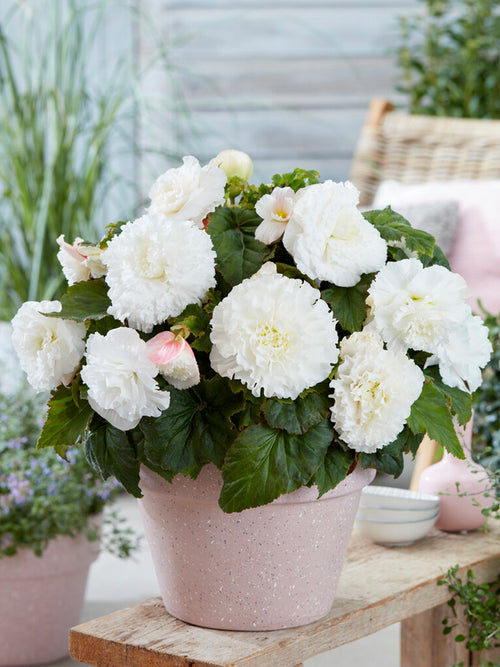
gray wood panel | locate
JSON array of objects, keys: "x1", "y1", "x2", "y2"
[
  {"x1": 176, "y1": 57, "x2": 400, "y2": 109},
  {"x1": 164, "y1": 7, "x2": 418, "y2": 60},
  {"x1": 138, "y1": 1, "x2": 415, "y2": 183}
]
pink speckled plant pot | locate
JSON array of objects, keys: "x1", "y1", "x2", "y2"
[
  {"x1": 0, "y1": 524, "x2": 100, "y2": 666},
  {"x1": 139, "y1": 464, "x2": 375, "y2": 631}
]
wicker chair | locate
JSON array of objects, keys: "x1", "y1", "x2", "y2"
[
  {"x1": 349, "y1": 99, "x2": 500, "y2": 208},
  {"x1": 349, "y1": 99, "x2": 500, "y2": 488}
]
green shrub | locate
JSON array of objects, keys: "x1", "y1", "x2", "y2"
[{"x1": 396, "y1": 0, "x2": 500, "y2": 118}]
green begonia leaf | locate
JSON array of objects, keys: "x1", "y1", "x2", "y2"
[
  {"x1": 423, "y1": 366, "x2": 472, "y2": 426},
  {"x1": 54, "y1": 279, "x2": 112, "y2": 321},
  {"x1": 139, "y1": 377, "x2": 244, "y2": 475},
  {"x1": 207, "y1": 206, "x2": 269, "y2": 287},
  {"x1": 219, "y1": 419, "x2": 333, "y2": 513},
  {"x1": 38, "y1": 385, "x2": 93, "y2": 455},
  {"x1": 84, "y1": 420, "x2": 142, "y2": 497},
  {"x1": 407, "y1": 381, "x2": 464, "y2": 458},
  {"x1": 364, "y1": 207, "x2": 436, "y2": 257},
  {"x1": 358, "y1": 426, "x2": 423, "y2": 477},
  {"x1": 312, "y1": 446, "x2": 356, "y2": 497},
  {"x1": 262, "y1": 390, "x2": 331, "y2": 435},
  {"x1": 322, "y1": 273, "x2": 373, "y2": 333}
]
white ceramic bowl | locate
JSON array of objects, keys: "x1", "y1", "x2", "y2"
[
  {"x1": 361, "y1": 485, "x2": 440, "y2": 511},
  {"x1": 354, "y1": 511, "x2": 440, "y2": 547},
  {"x1": 356, "y1": 504, "x2": 440, "y2": 523}
]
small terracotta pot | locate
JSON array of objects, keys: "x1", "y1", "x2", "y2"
[
  {"x1": 139, "y1": 464, "x2": 375, "y2": 631},
  {"x1": 0, "y1": 523, "x2": 100, "y2": 666}
]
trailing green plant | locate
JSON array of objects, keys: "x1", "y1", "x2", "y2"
[
  {"x1": 438, "y1": 565, "x2": 500, "y2": 655},
  {"x1": 396, "y1": 0, "x2": 500, "y2": 118},
  {"x1": 473, "y1": 311, "x2": 500, "y2": 471},
  {"x1": 0, "y1": 383, "x2": 139, "y2": 558}
]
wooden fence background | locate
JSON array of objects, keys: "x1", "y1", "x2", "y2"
[{"x1": 137, "y1": 0, "x2": 420, "y2": 184}]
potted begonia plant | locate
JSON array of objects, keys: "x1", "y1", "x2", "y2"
[{"x1": 11, "y1": 149, "x2": 492, "y2": 630}]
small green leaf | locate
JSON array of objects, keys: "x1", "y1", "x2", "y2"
[
  {"x1": 262, "y1": 390, "x2": 331, "y2": 435},
  {"x1": 84, "y1": 420, "x2": 142, "y2": 497},
  {"x1": 358, "y1": 433, "x2": 408, "y2": 478},
  {"x1": 407, "y1": 381, "x2": 464, "y2": 458},
  {"x1": 219, "y1": 419, "x2": 333, "y2": 512},
  {"x1": 53, "y1": 279, "x2": 112, "y2": 321},
  {"x1": 424, "y1": 366, "x2": 472, "y2": 426},
  {"x1": 169, "y1": 303, "x2": 212, "y2": 352},
  {"x1": 364, "y1": 207, "x2": 436, "y2": 257},
  {"x1": 312, "y1": 446, "x2": 356, "y2": 497},
  {"x1": 207, "y1": 206, "x2": 269, "y2": 287},
  {"x1": 322, "y1": 273, "x2": 373, "y2": 333},
  {"x1": 38, "y1": 385, "x2": 93, "y2": 452},
  {"x1": 271, "y1": 168, "x2": 321, "y2": 191}
]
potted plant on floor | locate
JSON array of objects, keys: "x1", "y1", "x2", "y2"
[
  {"x1": 0, "y1": 384, "x2": 137, "y2": 666},
  {"x1": 10, "y1": 150, "x2": 492, "y2": 631}
]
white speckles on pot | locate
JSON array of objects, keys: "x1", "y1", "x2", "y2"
[{"x1": 138, "y1": 464, "x2": 375, "y2": 631}]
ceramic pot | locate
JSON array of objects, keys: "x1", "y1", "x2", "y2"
[
  {"x1": 139, "y1": 463, "x2": 375, "y2": 631},
  {"x1": 418, "y1": 419, "x2": 491, "y2": 532},
  {"x1": 0, "y1": 524, "x2": 100, "y2": 666}
]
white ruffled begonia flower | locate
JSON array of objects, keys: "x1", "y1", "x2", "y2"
[
  {"x1": 56, "y1": 235, "x2": 106, "y2": 285},
  {"x1": 367, "y1": 258, "x2": 471, "y2": 353},
  {"x1": 81, "y1": 328, "x2": 171, "y2": 431},
  {"x1": 426, "y1": 312, "x2": 492, "y2": 393},
  {"x1": 146, "y1": 331, "x2": 200, "y2": 390},
  {"x1": 148, "y1": 155, "x2": 227, "y2": 228},
  {"x1": 255, "y1": 186, "x2": 295, "y2": 244},
  {"x1": 103, "y1": 213, "x2": 216, "y2": 333},
  {"x1": 330, "y1": 330, "x2": 424, "y2": 454},
  {"x1": 283, "y1": 180, "x2": 387, "y2": 286},
  {"x1": 11, "y1": 300, "x2": 86, "y2": 392},
  {"x1": 210, "y1": 268, "x2": 339, "y2": 399}
]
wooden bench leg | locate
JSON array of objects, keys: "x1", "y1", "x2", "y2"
[{"x1": 401, "y1": 603, "x2": 470, "y2": 667}]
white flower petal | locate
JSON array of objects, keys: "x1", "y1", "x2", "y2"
[
  {"x1": 255, "y1": 187, "x2": 295, "y2": 244},
  {"x1": 426, "y1": 313, "x2": 492, "y2": 392},
  {"x1": 283, "y1": 180, "x2": 387, "y2": 286},
  {"x1": 103, "y1": 213, "x2": 216, "y2": 332},
  {"x1": 210, "y1": 269, "x2": 339, "y2": 399},
  {"x1": 330, "y1": 330, "x2": 424, "y2": 453},
  {"x1": 11, "y1": 300, "x2": 86, "y2": 392},
  {"x1": 81, "y1": 328, "x2": 170, "y2": 431},
  {"x1": 148, "y1": 155, "x2": 226, "y2": 227}
]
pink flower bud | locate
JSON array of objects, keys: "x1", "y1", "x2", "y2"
[{"x1": 146, "y1": 331, "x2": 200, "y2": 389}]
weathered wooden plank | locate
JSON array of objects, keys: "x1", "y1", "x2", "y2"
[
  {"x1": 161, "y1": 7, "x2": 420, "y2": 60},
  {"x1": 163, "y1": 1, "x2": 419, "y2": 10},
  {"x1": 176, "y1": 108, "x2": 368, "y2": 160},
  {"x1": 400, "y1": 603, "x2": 470, "y2": 667},
  {"x1": 176, "y1": 57, "x2": 400, "y2": 109},
  {"x1": 69, "y1": 522, "x2": 500, "y2": 667}
]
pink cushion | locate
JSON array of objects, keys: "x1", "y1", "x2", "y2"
[{"x1": 373, "y1": 180, "x2": 500, "y2": 315}]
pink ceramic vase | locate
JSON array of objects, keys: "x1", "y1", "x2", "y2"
[
  {"x1": 0, "y1": 523, "x2": 100, "y2": 666},
  {"x1": 139, "y1": 463, "x2": 375, "y2": 631},
  {"x1": 418, "y1": 420, "x2": 492, "y2": 532}
]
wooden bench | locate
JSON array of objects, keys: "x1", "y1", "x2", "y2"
[{"x1": 70, "y1": 521, "x2": 500, "y2": 667}]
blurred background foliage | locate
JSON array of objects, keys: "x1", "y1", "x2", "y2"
[
  {"x1": 0, "y1": 0, "x2": 186, "y2": 320},
  {"x1": 396, "y1": 0, "x2": 500, "y2": 118}
]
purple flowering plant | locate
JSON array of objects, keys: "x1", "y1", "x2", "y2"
[{"x1": 0, "y1": 385, "x2": 137, "y2": 558}]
